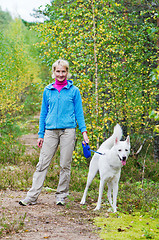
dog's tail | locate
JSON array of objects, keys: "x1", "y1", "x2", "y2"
[{"x1": 99, "y1": 124, "x2": 123, "y2": 150}]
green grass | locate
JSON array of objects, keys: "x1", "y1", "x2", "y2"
[
  {"x1": 95, "y1": 212, "x2": 159, "y2": 240},
  {"x1": 0, "y1": 210, "x2": 26, "y2": 236}
]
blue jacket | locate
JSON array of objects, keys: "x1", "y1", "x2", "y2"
[{"x1": 38, "y1": 80, "x2": 87, "y2": 138}]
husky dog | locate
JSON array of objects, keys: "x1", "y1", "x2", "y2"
[{"x1": 80, "y1": 124, "x2": 130, "y2": 212}]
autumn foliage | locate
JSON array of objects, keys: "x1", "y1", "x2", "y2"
[
  {"x1": 33, "y1": 0, "x2": 158, "y2": 150},
  {"x1": 0, "y1": 1, "x2": 158, "y2": 162}
]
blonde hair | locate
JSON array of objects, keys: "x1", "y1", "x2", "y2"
[{"x1": 52, "y1": 59, "x2": 72, "y2": 79}]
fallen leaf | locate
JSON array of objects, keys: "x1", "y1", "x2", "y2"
[{"x1": 118, "y1": 228, "x2": 125, "y2": 232}]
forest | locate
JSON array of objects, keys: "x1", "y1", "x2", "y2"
[{"x1": 0, "y1": 0, "x2": 159, "y2": 239}]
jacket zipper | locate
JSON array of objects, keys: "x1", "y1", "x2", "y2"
[{"x1": 56, "y1": 91, "x2": 60, "y2": 128}]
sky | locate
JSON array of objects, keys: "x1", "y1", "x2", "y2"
[{"x1": 0, "y1": 0, "x2": 51, "y2": 22}]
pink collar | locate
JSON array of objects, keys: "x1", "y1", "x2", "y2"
[{"x1": 53, "y1": 78, "x2": 68, "y2": 92}]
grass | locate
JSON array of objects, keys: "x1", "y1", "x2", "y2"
[
  {"x1": 95, "y1": 212, "x2": 159, "y2": 240},
  {"x1": 0, "y1": 208, "x2": 26, "y2": 237}
]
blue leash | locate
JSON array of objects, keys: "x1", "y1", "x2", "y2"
[{"x1": 90, "y1": 149, "x2": 105, "y2": 155}]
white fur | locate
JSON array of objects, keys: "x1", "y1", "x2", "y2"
[{"x1": 80, "y1": 124, "x2": 130, "y2": 212}]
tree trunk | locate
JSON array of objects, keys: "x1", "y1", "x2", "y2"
[
  {"x1": 154, "y1": 9, "x2": 159, "y2": 162},
  {"x1": 92, "y1": 0, "x2": 99, "y2": 148}
]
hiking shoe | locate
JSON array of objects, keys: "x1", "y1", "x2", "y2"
[
  {"x1": 56, "y1": 197, "x2": 65, "y2": 206},
  {"x1": 19, "y1": 200, "x2": 27, "y2": 206},
  {"x1": 19, "y1": 199, "x2": 37, "y2": 206}
]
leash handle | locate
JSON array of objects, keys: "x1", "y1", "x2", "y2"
[
  {"x1": 83, "y1": 141, "x2": 105, "y2": 156},
  {"x1": 82, "y1": 141, "x2": 91, "y2": 158}
]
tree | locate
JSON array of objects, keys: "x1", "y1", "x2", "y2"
[
  {"x1": 0, "y1": 7, "x2": 12, "y2": 29},
  {"x1": 0, "y1": 17, "x2": 42, "y2": 127},
  {"x1": 32, "y1": 0, "x2": 158, "y2": 159}
]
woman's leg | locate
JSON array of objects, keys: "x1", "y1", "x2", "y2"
[
  {"x1": 21, "y1": 130, "x2": 59, "y2": 204},
  {"x1": 56, "y1": 128, "x2": 76, "y2": 200}
]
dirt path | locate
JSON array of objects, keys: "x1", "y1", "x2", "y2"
[{"x1": 1, "y1": 189, "x2": 102, "y2": 240}]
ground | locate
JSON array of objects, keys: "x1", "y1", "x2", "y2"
[{"x1": 0, "y1": 189, "x2": 102, "y2": 240}]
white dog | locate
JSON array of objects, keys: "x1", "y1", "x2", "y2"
[{"x1": 80, "y1": 124, "x2": 130, "y2": 212}]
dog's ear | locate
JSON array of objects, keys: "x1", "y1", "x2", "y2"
[
  {"x1": 126, "y1": 135, "x2": 130, "y2": 145},
  {"x1": 115, "y1": 137, "x2": 119, "y2": 145}
]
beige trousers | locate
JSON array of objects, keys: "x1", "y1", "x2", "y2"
[{"x1": 25, "y1": 129, "x2": 76, "y2": 203}]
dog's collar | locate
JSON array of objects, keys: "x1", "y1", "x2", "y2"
[{"x1": 109, "y1": 164, "x2": 120, "y2": 170}]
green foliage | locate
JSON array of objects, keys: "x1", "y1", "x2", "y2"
[
  {"x1": 0, "y1": 17, "x2": 42, "y2": 126},
  {"x1": 21, "y1": 82, "x2": 43, "y2": 116},
  {"x1": 0, "y1": 163, "x2": 34, "y2": 190},
  {"x1": 117, "y1": 180, "x2": 159, "y2": 216},
  {"x1": 0, "y1": 116, "x2": 25, "y2": 164},
  {"x1": 0, "y1": 134, "x2": 25, "y2": 165},
  {"x1": 32, "y1": 0, "x2": 158, "y2": 153},
  {"x1": 0, "y1": 15, "x2": 43, "y2": 164},
  {"x1": 121, "y1": 154, "x2": 159, "y2": 183},
  {"x1": 0, "y1": 7, "x2": 12, "y2": 29}
]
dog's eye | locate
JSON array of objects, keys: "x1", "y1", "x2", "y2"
[
  {"x1": 118, "y1": 149, "x2": 121, "y2": 152},
  {"x1": 125, "y1": 149, "x2": 128, "y2": 151}
]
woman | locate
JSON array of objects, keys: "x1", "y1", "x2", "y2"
[{"x1": 19, "y1": 59, "x2": 89, "y2": 206}]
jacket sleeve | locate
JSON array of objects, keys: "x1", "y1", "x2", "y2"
[
  {"x1": 38, "y1": 89, "x2": 49, "y2": 138},
  {"x1": 74, "y1": 87, "x2": 87, "y2": 133}
]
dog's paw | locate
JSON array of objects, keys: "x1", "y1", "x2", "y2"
[
  {"x1": 107, "y1": 207, "x2": 113, "y2": 212},
  {"x1": 94, "y1": 206, "x2": 100, "y2": 211},
  {"x1": 107, "y1": 207, "x2": 117, "y2": 213},
  {"x1": 113, "y1": 208, "x2": 117, "y2": 213},
  {"x1": 112, "y1": 205, "x2": 117, "y2": 213},
  {"x1": 80, "y1": 200, "x2": 85, "y2": 205}
]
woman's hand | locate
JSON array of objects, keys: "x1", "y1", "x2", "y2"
[
  {"x1": 82, "y1": 131, "x2": 89, "y2": 144},
  {"x1": 37, "y1": 138, "x2": 44, "y2": 148}
]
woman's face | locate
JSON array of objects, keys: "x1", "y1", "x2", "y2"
[{"x1": 54, "y1": 65, "x2": 68, "y2": 82}]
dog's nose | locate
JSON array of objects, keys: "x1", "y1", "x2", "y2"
[{"x1": 122, "y1": 156, "x2": 126, "y2": 161}]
